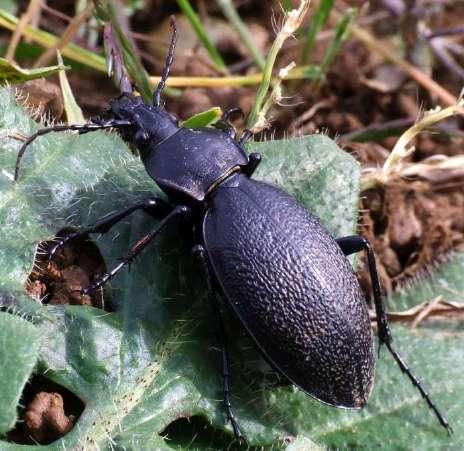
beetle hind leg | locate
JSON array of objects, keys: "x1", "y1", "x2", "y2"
[
  {"x1": 192, "y1": 244, "x2": 243, "y2": 441},
  {"x1": 336, "y1": 235, "x2": 453, "y2": 434}
]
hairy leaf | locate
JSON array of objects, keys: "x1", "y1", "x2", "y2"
[
  {"x1": 0, "y1": 88, "x2": 461, "y2": 450},
  {"x1": 0, "y1": 312, "x2": 41, "y2": 435}
]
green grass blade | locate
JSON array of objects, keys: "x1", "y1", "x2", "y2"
[
  {"x1": 300, "y1": 0, "x2": 334, "y2": 64},
  {"x1": 216, "y1": 0, "x2": 265, "y2": 70},
  {"x1": 280, "y1": 0, "x2": 294, "y2": 12},
  {"x1": 177, "y1": 0, "x2": 229, "y2": 74},
  {"x1": 320, "y1": 7, "x2": 356, "y2": 76},
  {"x1": 94, "y1": 0, "x2": 153, "y2": 102}
]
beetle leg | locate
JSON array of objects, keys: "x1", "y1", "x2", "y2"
[
  {"x1": 213, "y1": 120, "x2": 236, "y2": 139},
  {"x1": 48, "y1": 197, "x2": 172, "y2": 260},
  {"x1": 214, "y1": 107, "x2": 246, "y2": 138},
  {"x1": 242, "y1": 152, "x2": 262, "y2": 177},
  {"x1": 192, "y1": 244, "x2": 243, "y2": 441},
  {"x1": 336, "y1": 235, "x2": 453, "y2": 434},
  {"x1": 81, "y1": 205, "x2": 190, "y2": 295},
  {"x1": 239, "y1": 129, "x2": 253, "y2": 145},
  {"x1": 222, "y1": 107, "x2": 244, "y2": 123}
]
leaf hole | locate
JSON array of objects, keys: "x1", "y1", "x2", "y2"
[
  {"x1": 160, "y1": 415, "x2": 248, "y2": 450},
  {"x1": 6, "y1": 374, "x2": 85, "y2": 445},
  {"x1": 26, "y1": 228, "x2": 112, "y2": 311}
]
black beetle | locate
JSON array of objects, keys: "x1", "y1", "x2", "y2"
[{"x1": 15, "y1": 19, "x2": 452, "y2": 439}]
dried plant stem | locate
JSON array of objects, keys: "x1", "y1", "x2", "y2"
[
  {"x1": 33, "y1": 2, "x2": 94, "y2": 68},
  {"x1": 369, "y1": 297, "x2": 464, "y2": 326},
  {"x1": 5, "y1": 0, "x2": 42, "y2": 62},
  {"x1": 246, "y1": 0, "x2": 311, "y2": 130},
  {"x1": 0, "y1": 9, "x2": 106, "y2": 72},
  {"x1": 333, "y1": 8, "x2": 458, "y2": 107},
  {"x1": 361, "y1": 99, "x2": 464, "y2": 191},
  {"x1": 149, "y1": 64, "x2": 319, "y2": 88},
  {"x1": 252, "y1": 62, "x2": 296, "y2": 133}
]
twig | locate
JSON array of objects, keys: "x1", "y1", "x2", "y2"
[
  {"x1": 0, "y1": 9, "x2": 106, "y2": 72},
  {"x1": 332, "y1": 8, "x2": 458, "y2": 107},
  {"x1": 369, "y1": 297, "x2": 464, "y2": 327},
  {"x1": 33, "y1": 2, "x2": 94, "y2": 68},
  {"x1": 5, "y1": 0, "x2": 42, "y2": 62},
  {"x1": 149, "y1": 64, "x2": 320, "y2": 88}
]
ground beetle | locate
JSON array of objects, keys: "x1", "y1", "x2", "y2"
[{"x1": 15, "y1": 19, "x2": 452, "y2": 439}]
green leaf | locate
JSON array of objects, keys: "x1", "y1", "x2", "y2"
[
  {"x1": 299, "y1": 0, "x2": 334, "y2": 65},
  {"x1": 0, "y1": 87, "x2": 461, "y2": 449},
  {"x1": 180, "y1": 106, "x2": 223, "y2": 128},
  {"x1": 0, "y1": 57, "x2": 66, "y2": 85},
  {"x1": 0, "y1": 312, "x2": 41, "y2": 435}
]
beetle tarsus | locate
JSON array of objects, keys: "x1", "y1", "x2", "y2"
[
  {"x1": 193, "y1": 244, "x2": 243, "y2": 441},
  {"x1": 385, "y1": 341, "x2": 454, "y2": 435},
  {"x1": 336, "y1": 234, "x2": 453, "y2": 434}
]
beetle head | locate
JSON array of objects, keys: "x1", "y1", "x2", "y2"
[
  {"x1": 108, "y1": 16, "x2": 179, "y2": 157},
  {"x1": 108, "y1": 93, "x2": 178, "y2": 155}
]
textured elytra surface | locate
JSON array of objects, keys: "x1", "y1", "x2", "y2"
[
  {"x1": 204, "y1": 173, "x2": 374, "y2": 408},
  {"x1": 0, "y1": 88, "x2": 462, "y2": 449}
]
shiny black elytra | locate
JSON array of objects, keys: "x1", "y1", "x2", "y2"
[{"x1": 15, "y1": 19, "x2": 452, "y2": 440}]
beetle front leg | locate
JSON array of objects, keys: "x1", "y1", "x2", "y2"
[
  {"x1": 192, "y1": 244, "x2": 243, "y2": 441},
  {"x1": 48, "y1": 197, "x2": 172, "y2": 260},
  {"x1": 336, "y1": 235, "x2": 453, "y2": 434}
]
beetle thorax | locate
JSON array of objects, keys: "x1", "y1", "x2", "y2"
[{"x1": 142, "y1": 127, "x2": 249, "y2": 203}]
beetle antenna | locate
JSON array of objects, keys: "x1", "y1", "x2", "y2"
[
  {"x1": 153, "y1": 15, "x2": 178, "y2": 107},
  {"x1": 14, "y1": 119, "x2": 132, "y2": 181}
]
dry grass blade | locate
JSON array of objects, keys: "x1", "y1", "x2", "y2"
[
  {"x1": 332, "y1": 7, "x2": 458, "y2": 107},
  {"x1": 361, "y1": 98, "x2": 464, "y2": 190},
  {"x1": 5, "y1": 0, "x2": 42, "y2": 62},
  {"x1": 33, "y1": 2, "x2": 94, "y2": 68},
  {"x1": 369, "y1": 296, "x2": 464, "y2": 327}
]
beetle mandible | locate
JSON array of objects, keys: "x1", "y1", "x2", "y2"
[{"x1": 14, "y1": 18, "x2": 452, "y2": 439}]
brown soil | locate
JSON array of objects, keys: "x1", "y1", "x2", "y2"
[
  {"x1": 7, "y1": 375, "x2": 84, "y2": 445},
  {"x1": 25, "y1": 231, "x2": 110, "y2": 309}
]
